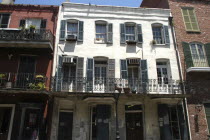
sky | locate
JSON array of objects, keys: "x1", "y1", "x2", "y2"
[{"x1": 0, "y1": 0, "x2": 143, "y2": 7}]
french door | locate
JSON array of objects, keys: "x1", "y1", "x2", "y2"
[
  {"x1": 156, "y1": 62, "x2": 169, "y2": 93},
  {"x1": 94, "y1": 65, "x2": 107, "y2": 91},
  {"x1": 128, "y1": 67, "x2": 139, "y2": 91}
]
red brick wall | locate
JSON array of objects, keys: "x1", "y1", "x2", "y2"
[{"x1": 141, "y1": 0, "x2": 169, "y2": 9}]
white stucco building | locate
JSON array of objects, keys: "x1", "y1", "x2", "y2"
[{"x1": 51, "y1": 2, "x2": 188, "y2": 140}]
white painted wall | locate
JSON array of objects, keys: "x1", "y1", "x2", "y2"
[{"x1": 53, "y1": 2, "x2": 179, "y2": 85}]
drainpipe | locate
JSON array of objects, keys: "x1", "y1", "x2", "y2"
[{"x1": 169, "y1": 16, "x2": 191, "y2": 140}]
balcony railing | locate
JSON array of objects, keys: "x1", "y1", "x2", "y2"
[
  {"x1": 0, "y1": 73, "x2": 47, "y2": 90},
  {"x1": 0, "y1": 29, "x2": 54, "y2": 46},
  {"x1": 185, "y1": 54, "x2": 209, "y2": 68},
  {"x1": 52, "y1": 77, "x2": 181, "y2": 94}
]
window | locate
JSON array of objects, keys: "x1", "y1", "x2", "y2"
[
  {"x1": 0, "y1": 14, "x2": 10, "y2": 28},
  {"x1": 96, "y1": 24, "x2": 106, "y2": 40},
  {"x1": 95, "y1": 21, "x2": 113, "y2": 43},
  {"x1": 19, "y1": 18, "x2": 47, "y2": 31},
  {"x1": 156, "y1": 61, "x2": 169, "y2": 84},
  {"x1": 67, "y1": 22, "x2": 78, "y2": 36},
  {"x1": 120, "y1": 23, "x2": 143, "y2": 44},
  {"x1": 190, "y1": 43, "x2": 208, "y2": 67},
  {"x1": 181, "y1": 8, "x2": 199, "y2": 32},
  {"x1": 204, "y1": 104, "x2": 210, "y2": 134},
  {"x1": 152, "y1": 23, "x2": 170, "y2": 45}
]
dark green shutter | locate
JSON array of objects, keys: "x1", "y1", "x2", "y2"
[
  {"x1": 177, "y1": 105, "x2": 189, "y2": 140},
  {"x1": 137, "y1": 24, "x2": 143, "y2": 43},
  {"x1": 19, "y1": 19, "x2": 26, "y2": 28},
  {"x1": 87, "y1": 58, "x2": 94, "y2": 91},
  {"x1": 163, "y1": 26, "x2": 170, "y2": 44},
  {"x1": 107, "y1": 23, "x2": 113, "y2": 43},
  {"x1": 108, "y1": 59, "x2": 115, "y2": 78},
  {"x1": 77, "y1": 57, "x2": 84, "y2": 91},
  {"x1": 120, "y1": 60, "x2": 127, "y2": 79},
  {"x1": 96, "y1": 105, "x2": 111, "y2": 140},
  {"x1": 60, "y1": 20, "x2": 66, "y2": 40},
  {"x1": 120, "y1": 24, "x2": 125, "y2": 43},
  {"x1": 78, "y1": 21, "x2": 84, "y2": 41},
  {"x1": 204, "y1": 104, "x2": 210, "y2": 133},
  {"x1": 56, "y1": 55, "x2": 63, "y2": 91},
  {"x1": 158, "y1": 104, "x2": 172, "y2": 140},
  {"x1": 204, "y1": 43, "x2": 210, "y2": 67},
  {"x1": 40, "y1": 19, "x2": 47, "y2": 29},
  {"x1": 141, "y1": 60, "x2": 148, "y2": 93},
  {"x1": 182, "y1": 42, "x2": 193, "y2": 68}
]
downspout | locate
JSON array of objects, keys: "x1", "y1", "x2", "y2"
[{"x1": 169, "y1": 16, "x2": 191, "y2": 140}]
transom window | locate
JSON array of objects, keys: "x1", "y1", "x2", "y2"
[
  {"x1": 190, "y1": 43, "x2": 208, "y2": 67},
  {"x1": 181, "y1": 8, "x2": 200, "y2": 32},
  {"x1": 125, "y1": 24, "x2": 135, "y2": 41},
  {"x1": 0, "y1": 14, "x2": 10, "y2": 28}
]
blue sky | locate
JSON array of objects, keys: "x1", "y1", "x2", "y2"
[{"x1": 0, "y1": 0, "x2": 142, "y2": 7}]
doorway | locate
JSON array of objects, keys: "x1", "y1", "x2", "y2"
[{"x1": 125, "y1": 105, "x2": 144, "y2": 140}]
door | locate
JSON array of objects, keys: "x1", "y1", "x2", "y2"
[
  {"x1": 17, "y1": 56, "x2": 36, "y2": 88},
  {"x1": 58, "y1": 111, "x2": 73, "y2": 140},
  {"x1": 125, "y1": 105, "x2": 143, "y2": 140},
  {"x1": 63, "y1": 64, "x2": 76, "y2": 91},
  {"x1": 94, "y1": 65, "x2": 107, "y2": 91},
  {"x1": 128, "y1": 67, "x2": 139, "y2": 92},
  {"x1": 156, "y1": 62, "x2": 169, "y2": 92},
  {"x1": 21, "y1": 108, "x2": 40, "y2": 140},
  {"x1": 0, "y1": 107, "x2": 13, "y2": 140}
]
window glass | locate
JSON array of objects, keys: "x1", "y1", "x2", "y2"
[
  {"x1": 152, "y1": 26, "x2": 163, "y2": 44},
  {"x1": 26, "y1": 19, "x2": 41, "y2": 29},
  {"x1": 125, "y1": 25, "x2": 135, "y2": 41},
  {"x1": 96, "y1": 24, "x2": 106, "y2": 40},
  {"x1": 0, "y1": 14, "x2": 10, "y2": 28},
  {"x1": 67, "y1": 22, "x2": 78, "y2": 35}
]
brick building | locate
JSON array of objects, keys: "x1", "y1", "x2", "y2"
[
  {"x1": 0, "y1": 3, "x2": 58, "y2": 140},
  {"x1": 141, "y1": 0, "x2": 210, "y2": 140}
]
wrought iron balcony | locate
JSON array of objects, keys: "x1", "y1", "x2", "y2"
[
  {"x1": 52, "y1": 77, "x2": 181, "y2": 94},
  {"x1": 0, "y1": 73, "x2": 48, "y2": 90},
  {"x1": 0, "y1": 29, "x2": 54, "y2": 50}
]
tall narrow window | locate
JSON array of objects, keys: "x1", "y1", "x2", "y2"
[
  {"x1": 0, "y1": 14, "x2": 10, "y2": 28},
  {"x1": 152, "y1": 23, "x2": 170, "y2": 45},
  {"x1": 95, "y1": 21, "x2": 112, "y2": 43},
  {"x1": 67, "y1": 22, "x2": 78, "y2": 36},
  {"x1": 156, "y1": 62, "x2": 169, "y2": 84},
  {"x1": 96, "y1": 24, "x2": 106, "y2": 41},
  {"x1": 125, "y1": 24, "x2": 135, "y2": 41},
  {"x1": 181, "y1": 8, "x2": 200, "y2": 32}
]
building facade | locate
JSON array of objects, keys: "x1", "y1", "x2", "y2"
[
  {"x1": 141, "y1": 0, "x2": 210, "y2": 140},
  {"x1": 0, "y1": 4, "x2": 58, "y2": 140},
  {"x1": 51, "y1": 2, "x2": 188, "y2": 140}
]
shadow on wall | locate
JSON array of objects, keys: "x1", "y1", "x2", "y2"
[{"x1": 126, "y1": 43, "x2": 142, "y2": 53}]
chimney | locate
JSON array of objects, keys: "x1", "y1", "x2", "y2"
[{"x1": 1, "y1": 0, "x2": 15, "y2": 4}]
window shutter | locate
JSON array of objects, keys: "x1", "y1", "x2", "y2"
[
  {"x1": 137, "y1": 24, "x2": 143, "y2": 43},
  {"x1": 107, "y1": 23, "x2": 113, "y2": 43},
  {"x1": 108, "y1": 59, "x2": 115, "y2": 78},
  {"x1": 177, "y1": 105, "x2": 189, "y2": 140},
  {"x1": 40, "y1": 19, "x2": 47, "y2": 29},
  {"x1": 141, "y1": 60, "x2": 148, "y2": 93},
  {"x1": 19, "y1": 19, "x2": 26, "y2": 28},
  {"x1": 60, "y1": 20, "x2": 66, "y2": 40},
  {"x1": 182, "y1": 42, "x2": 193, "y2": 68},
  {"x1": 158, "y1": 104, "x2": 172, "y2": 140},
  {"x1": 120, "y1": 24, "x2": 125, "y2": 43},
  {"x1": 120, "y1": 60, "x2": 128, "y2": 79},
  {"x1": 87, "y1": 58, "x2": 94, "y2": 91},
  {"x1": 96, "y1": 105, "x2": 111, "y2": 140},
  {"x1": 204, "y1": 43, "x2": 210, "y2": 67},
  {"x1": 78, "y1": 21, "x2": 84, "y2": 41},
  {"x1": 76, "y1": 57, "x2": 84, "y2": 92},
  {"x1": 56, "y1": 55, "x2": 63, "y2": 91},
  {"x1": 163, "y1": 26, "x2": 170, "y2": 44},
  {"x1": 204, "y1": 104, "x2": 210, "y2": 133}
]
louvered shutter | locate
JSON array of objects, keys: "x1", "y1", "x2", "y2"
[
  {"x1": 87, "y1": 58, "x2": 94, "y2": 91},
  {"x1": 137, "y1": 24, "x2": 143, "y2": 43},
  {"x1": 120, "y1": 60, "x2": 128, "y2": 79},
  {"x1": 78, "y1": 21, "x2": 84, "y2": 41},
  {"x1": 19, "y1": 19, "x2": 26, "y2": 28},
  {"x1": 96, "y1": 105, "x2": 111, "y2": 140},
  {"x1": 177, "y1": 105, "x2": 189, "y2": 140},
  {"x1": 120, "y1": 24, "x2": 125, "y2": 43},
  {"x1": 163, "y1": 26, "x2": 170, "y2": 44},
  {"x1": 204, "y1": 43, "x2": 210, "y2": 67},
  {"x1": 158, "y1": 104, "x2": 172, "y2": 140},
  {"x1": 204, "y1": 104, "x2": 210, "y2": 133},
  {"x1": 60, "y1": 20, "x2": 66, "y2": 40},
  {"x1": 141, "y1": 60, "x2": 148, "y2": 93},
  {"x1": 76, "y1": 57, "x2": 84, "y2": 91},
  {"x1": 182, "y1": 42, "x2": 193, "y2": 68},
  {"x1": 108, "y1": 59, "x2": 115, "y2": 92},
  {"x1": 107, "y1": 23, "x2": 113, "y2": 43},
  {"x1": 40, "y1": 19, "x2": 47, "y2": 29},
  {"x1": 56, "y1": 55, "x2": 63, "y2": 91}
]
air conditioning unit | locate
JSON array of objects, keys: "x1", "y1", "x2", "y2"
[
  {"x1": 66, "y1": 34, "x2": 77, "y2": 41},
  {"x1": 63, "y1": 57, "x2": 74, "y2": 64},
  {"x1": 95, "y1": 38, "x2": 105, "y2": 43}
]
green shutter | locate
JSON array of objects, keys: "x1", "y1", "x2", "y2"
[
  {"x1": 141, "y1": 60, "x2": 148, "y2": 93},
  {"x1": 204, "y1": 104, "x2": 210, "y2": 133},
  {"x1": 60, "y1": 20, "x2": 66, "y2": 40},
  {"x1": 77, "y1": 57, "x2": 84, "y2": 92},
  {"x1": 56, "y1": 55, "x2": 63, "y2": 91},
  {"x1": 120, "y1": 59, "x2": 127, "y2": 79},
  {"x1": 182, "y1": 42, "x2": 193, "y2": 68},
  {"x1": 107, "y1": 23, "x2": 113, "y2": 43},
  {"x1": 204, "y1": 43, "x2": 210, "y2": 67},
  {"x1": 78, "y1": 21, "x2": 84, "y2": 41},
  {"x1": 120, "y1": 24, "x2": 125, "y2": 43},
  {"x1": 137, "y1": 24, "x2": 143, "y2": 43},
  {"x1": 86, "y1": 58, "x2": 94, "y2": 91},
  {"x1": 163, "y1": 26, "x2": 170, "y2": 44}
]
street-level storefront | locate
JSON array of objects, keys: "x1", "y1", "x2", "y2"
[{"x1": 50, "y1": 93, "x2": 188, "y2": 140}]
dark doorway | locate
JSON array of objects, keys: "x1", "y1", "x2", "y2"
[
  {"x1": 21, "y1": 108, "x2": 40, "y2": 140},
  {"x1": 58, "y1": 111, "x2": 73, "y2": 140},
  {"x1": 0, "y1": 107, "x2": 12, "y2": 140},
  {"x1": 125, "y1": 105, "x2": 144, "y2": 140}
]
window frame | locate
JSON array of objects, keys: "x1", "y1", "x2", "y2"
[
  {"x1": 0, "y1": 13, "x2": 10, "y2": 28},
  {"x1": 95, "y1": 20, "x2": 108, "y2": 43},
  {"x1": 67, "y1": 20, "x2": 79, "y2": 36},
  {"x1": 125, "y1": 22, "x2": 136, "y2": 42},
  {"x1": 152, "y1": 23, "x2": 164, "y2": 45},
  {"x1": 181, "y1": 7, "x2": 200, "y2": 32}
]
